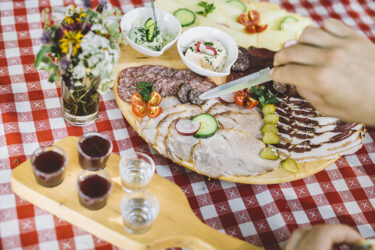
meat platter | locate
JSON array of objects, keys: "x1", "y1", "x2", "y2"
[{"x1": 113, "y1": 0, "x2": 365, "y2": 184}]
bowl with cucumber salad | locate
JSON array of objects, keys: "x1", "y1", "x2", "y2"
[{"x1": 121, "y1": 7, "x2": 181, "y2": 57}]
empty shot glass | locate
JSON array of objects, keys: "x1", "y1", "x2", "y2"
[
  {"x1": 78, "y1": 132, "x2": 113, "y2": 171},
  {"x1": 119, "y1": 152, "x2": 155, "y2": 192},
  {"x1": 121, "y1": 191, "x2": 159, "y2": 234},
  {"x1": 77, "y1": 169, "x2": 113, "y2": 210},
  {"x1": 31, "y1": 145, "x2": 68, "y2": 187}
]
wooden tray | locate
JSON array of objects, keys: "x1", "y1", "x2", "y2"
[
  {"x1": 11, "y1": 137, "x2": 259, "y2": 250},
  {"x1": 113, "y1": 44, "x2": 338, "y2": 184}
]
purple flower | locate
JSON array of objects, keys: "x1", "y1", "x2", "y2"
[
  {"x1": 81, "y1": 0, "x2": 92, "y2": 9},
  {"x1": 41, "y1": 30, "x2": 51, "y2": 44},
  {"x1": 60, "y1": 57, "x2": 70, "y2": 71}
]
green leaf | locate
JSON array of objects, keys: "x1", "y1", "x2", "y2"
[{"x1": 34, "y1": 45, "x2": 51, "y2": 68}]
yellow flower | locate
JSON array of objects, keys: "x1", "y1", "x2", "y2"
[
  {"x1": 59, "y1": 30, "x2": 84, "y2": 56},
  {"x1": 64, "y1": 16, "x2": 74, "y2": 25}
]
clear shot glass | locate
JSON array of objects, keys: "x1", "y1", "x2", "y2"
[
  {"x1": 120, "y1": 191, "x2": 159, "y2": 234},
  {"x1": 119, "y1": 152, "x2": 155, "y2": 192}
]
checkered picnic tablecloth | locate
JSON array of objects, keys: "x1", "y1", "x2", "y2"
[{"x1": 1, "y1": 0, "x2": 375, "y2": 249}]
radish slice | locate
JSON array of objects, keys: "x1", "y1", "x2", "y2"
[
  {"x1": 175, "y1": 119, "x2": 201, "y2": 136},
  {"x1": 219, "y1": 93, "x2": 235, "y2": 104},
  {"x1": 284, "y1": 39, "x2": 297, "y2": 48},
  {"x1": 206, "y1": 45, "x2": 217, "y2": 56}
]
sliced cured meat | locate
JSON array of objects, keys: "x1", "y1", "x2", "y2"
[
  {"x1": 117, "y1": 65, "x2": 216, "y2": 104},
  {"x1": 165, "y1": 120, "x2": 200, "y2": 163},
  {"x1": 274, "y1": 95, "x2": 365, "y2": 162},
  {"x1": 154, "y1": 105, "x2": 203, "y2": 156},
  {"x1": 177, "y1": 82, "x2": 192, "y2": 103},
  {"x1": 192, "y1": 129, "x2": 280, "y2": 177},
  {"x1": 137, "y1": 97, "x2": 181, "y2": 130},
  {"x1": 231, "y1": 47, "x2": 251, "y2": 72},
  {"x1": 207, "y1": 102, "x2": 260, "y2": 116},
  {"x1": 247, "y1": 47, "x2": 275, "y2": 68},
  {"x1": 188, "y1": 89, "x2": 205, "y2": 106},
  {"x1": 215, "y1": 112, "x2": 263, "y2": 138}
]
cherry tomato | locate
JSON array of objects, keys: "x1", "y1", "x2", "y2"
[
  {"x1": 147, "y1": 106, "x2": 162, "y2": 118},
  {"x1": 244, "y1": 97, "x2": 259, "y2": 109},
  {"x1": 248, "y1": 10, "x2": 260, "y2": 24},
  {"x1": 245, "y1": 23, "x2": 268, "y2": 34},
  {"x1": 237, "y1": 10, "x2": 261, "y2": 26},
  {"x1": 236, "y1": 89, "x2": 249, "y2": 96},
  {"x1": 131, "y1": 93, "x2": 145, "y2": 106},
  {"x1": 132, "y1": 104, "x2": 147, "y2": 117},
  {"x1": 234, "y1": 95, "x2": 246, "y2": 107},
  {"x1": 147, "y1": 91, "x2": 162, "y2": 107}
]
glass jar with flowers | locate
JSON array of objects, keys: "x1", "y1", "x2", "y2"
[{"x1": 35, "y1": 2, "x2": 123, "y2": 126}]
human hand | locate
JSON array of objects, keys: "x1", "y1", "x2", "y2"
[
  {"x1": 272, "y1": 19, "x2": 375, "y2": 126},
  {"x1": 285, "y1": 224, "x2": 362, "y2": 250}
]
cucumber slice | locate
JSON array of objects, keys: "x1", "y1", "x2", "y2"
[
  {"x1": 192, "y1": 113, "x2": 218, "y2": 138},
  {"x1": 147, "y1": 22, "x2": 156, "y2": 42},
  {"x1": 281, "y1": 158, "x2": 299, "y2": 173},
  {"x1": 260, "y1": 146, "x2": 279, "y2": 160},
  {"x1": 227, "y1": 0, "x2": 247, "y2": 12},
  {"x1": 264, "y1": 113, "x2": 279, "y2": 124},
  {"x1": 144, "y1": 18, "x2": 155, "y2": 29},
  {"x1": 263, "y1": 131, "x2": 280, "y2": 144},
  {"x1": 262, "y1": 104, "x2": 276, "y2": 114},
  {"x1": 173, "y1": 8, "x2": 196, "y2": 27},
  {"x1": 262, "y1": 123, "x2": 278, "y2": 135},
  {"x1": 280, "y1": 16, "x2": 299, "y2": 30}
]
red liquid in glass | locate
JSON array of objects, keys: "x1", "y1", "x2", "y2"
[
  {"x1": 79, "y1": 135, "x2": 111, "y2": 170},
  {"x1": 78, "y1": 175, "x2": 111, "y2": 210},
  {"x1": 33, "y1": 151, "x2": 65, "y2": 187}
]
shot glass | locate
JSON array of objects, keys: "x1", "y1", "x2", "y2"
[
  {"x1": 77, "y1": 169, "x2": 113, "y2": 210},
  {"x1": 121, "y1": 191, "x2": 159, "y2": 234},
  {"x1": 119, "y1": 152, "x2": 155, "y2": 192},
  {"x1": 78, "y1": 132, "x2": 113, "y2": 171},
  {"x1": 31, "y1": 145, "x2": 68, "y2": 187}
]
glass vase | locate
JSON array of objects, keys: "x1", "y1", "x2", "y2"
[{"x1": 61, "y1": 75, "x2": 100, "y2": 126}]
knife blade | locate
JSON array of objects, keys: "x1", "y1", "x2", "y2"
[{"x1": 199, "y1": 67, "x2": 272, "y2": 100}]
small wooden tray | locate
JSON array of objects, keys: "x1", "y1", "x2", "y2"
[{"x1": 11, "y1": 137, "x2": 259, "y2": 250}]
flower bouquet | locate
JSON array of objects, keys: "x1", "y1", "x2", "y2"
[{"x1": 35, "y1": 1, "x2": 123, "y2": 126}]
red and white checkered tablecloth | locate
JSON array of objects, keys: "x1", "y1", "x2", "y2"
[{"x1": 1, "y1": 0, "x2": 375, "y2": 249}]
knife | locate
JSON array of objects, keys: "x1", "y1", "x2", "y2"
[{"x1": 199, "y1": 67, "x2": 272, "y2": 100}]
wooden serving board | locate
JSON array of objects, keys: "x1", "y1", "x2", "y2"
[
  {"x1": 11, "y1": 137, "x2": 259, "y2": 250},
  {"x1": 113, "y1": 44, "x2": 338, "y2": 184}
]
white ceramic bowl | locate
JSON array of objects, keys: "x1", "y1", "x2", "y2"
[
  {"x1": 177, "y1": 26, "x2": 238, "y2": 77},
  {"x1": 121, "y1": 7, "x2": 181, "y2": 57}
]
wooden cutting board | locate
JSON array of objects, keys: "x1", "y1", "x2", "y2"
[
  {"x1": 11, "y1": 137, "x2": 259, "y2": 250},
  {"x1": 113, "y1": 44, "x2": 338, "y2": 184}
]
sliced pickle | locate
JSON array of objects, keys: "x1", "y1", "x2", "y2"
[
  {"x1": 263, "y1": 131, "x2": 280, "y2": 144},
  {"x1": 281, "y1": 158, "x2": 299, "y2": 173},
  {"x1": 264, "y1": 113, "x2": 279, "y2": 124},
  {"x1": 262, "y1": 104, "x2": 276, "y2": 114},
  {"x1": 262, "y1": 123, "x2": 278, "y2": 135},
  {"x1": 260, "y1": 146, "x2": 279, "y2": 160}
]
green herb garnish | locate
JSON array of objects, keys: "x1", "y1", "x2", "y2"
[
  {"x1": 196, "y1": 1, "x2": 215, "y2": 17},
  {"x1": 250, "y1": 85, "x2": 278, "y2": 106},
  {"x1": 136, "y1": 81, "x2": 155, "y2": 102}
]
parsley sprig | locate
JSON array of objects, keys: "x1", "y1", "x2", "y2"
[
  {"x1": 196, "y1": 1, "x2": 215, "y2": 17},
  {"x1": 136, "y1": 82, "x2": 155, "y2": 102},
  {"x1": 250, "y1": 85, "x2": 278, "y2": 106}
]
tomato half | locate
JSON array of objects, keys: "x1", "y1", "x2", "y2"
[
  {"x1": 244, "y1": 97, "x2": 259, "y2": 109},
  {"x1": 246, "y1": 23, "x2": 268, "y2": 34},
  {"x1": 131, "y1": 93, "x2": 145, "y2": 106},
  {"x1": 248, "y1": 10, "x2": 260, "y2": 24},
  {"x1": 147, "y1": 91, "x2": 162, "y2": 107},
  {"x1": 132, "y1": 104, "x2": 147, "y2": 117},
  {"x1": 147, "y1": 106, "x2": 162, "y2": 118},
  {"x1": 234, "y1": 95, "x2": 246, "y2": 107}
]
